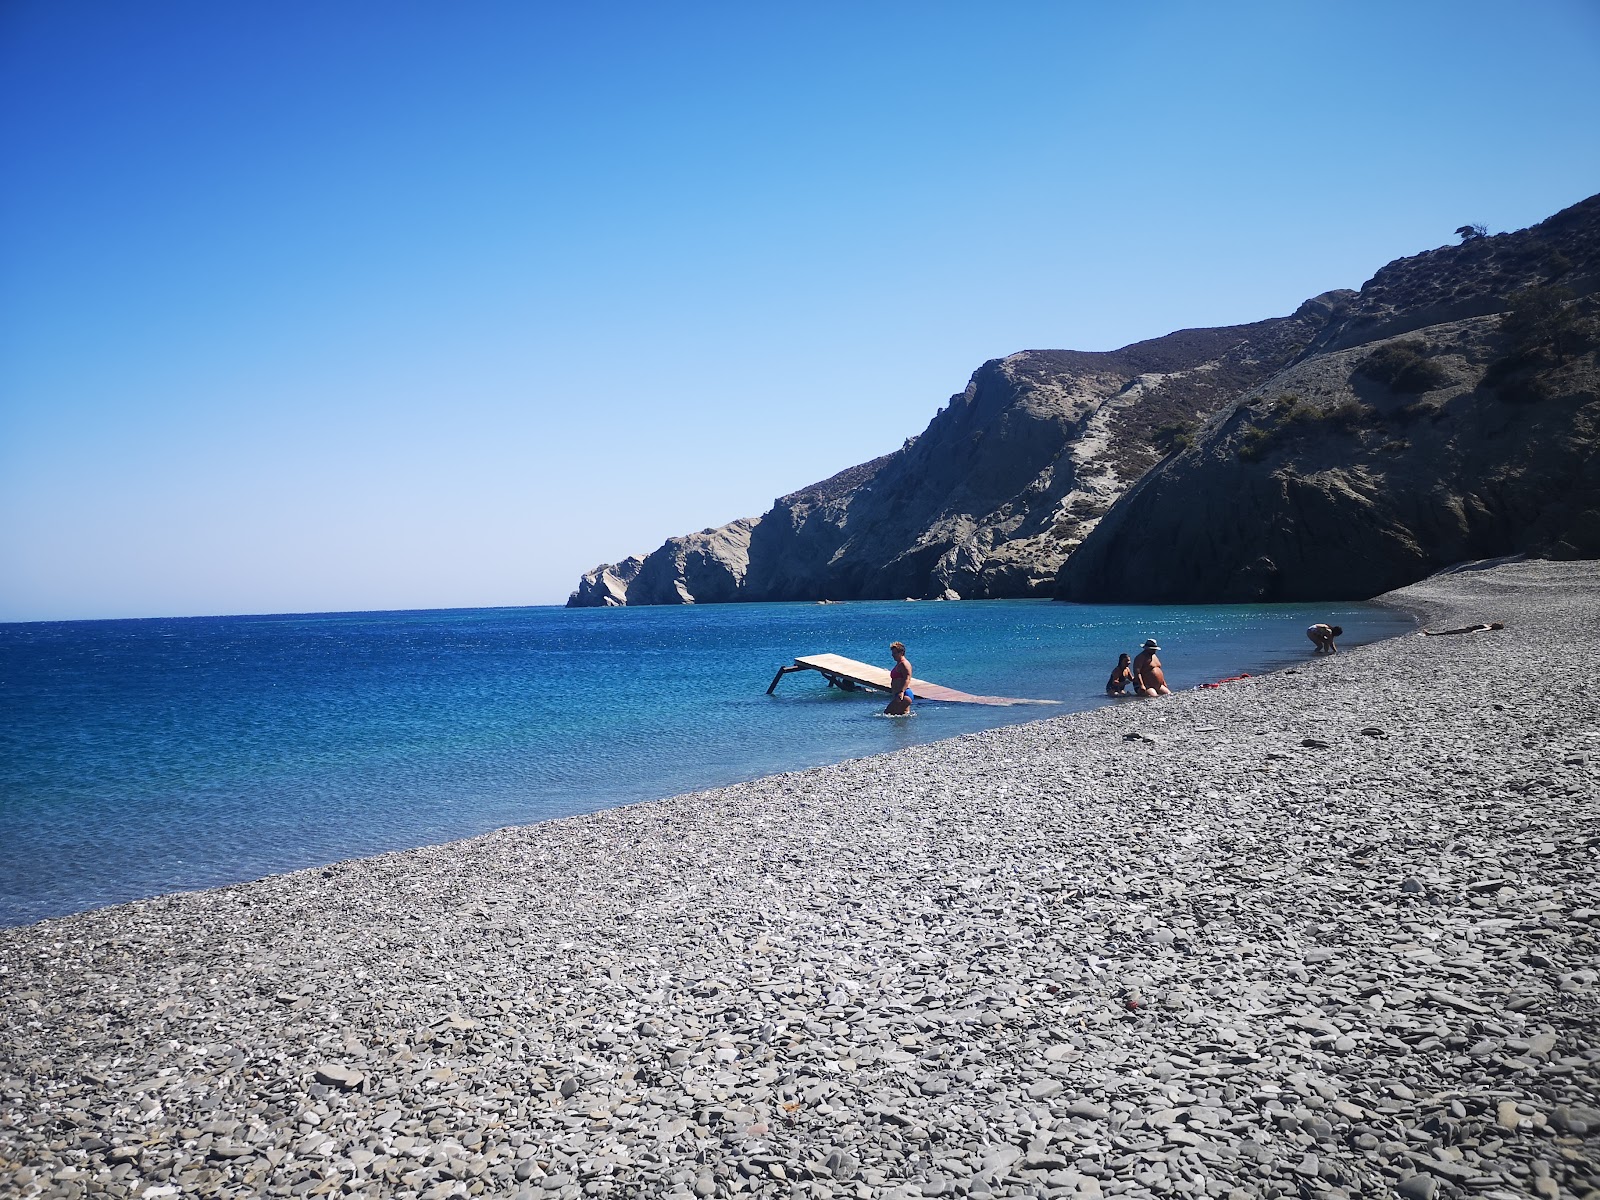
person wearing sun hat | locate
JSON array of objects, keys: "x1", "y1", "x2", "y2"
[{"x1": 1132, "y1": 638, "x2": 1170, "y2": 696}]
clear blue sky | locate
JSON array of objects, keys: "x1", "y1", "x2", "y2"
[{"x1": 3, "y1": 1, "x2": 1597, "y2": 621}]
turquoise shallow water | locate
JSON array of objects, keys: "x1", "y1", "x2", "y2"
[{"x1": 0, "y1": 598, "x2": 1413, "y2": 926}]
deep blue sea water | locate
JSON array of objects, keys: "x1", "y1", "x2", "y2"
[{"x1": 0, "y1": 599, "x2": 1413, "y2": 926}]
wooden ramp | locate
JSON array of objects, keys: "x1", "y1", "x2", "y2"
[{"x1": 767, "y1": 653, "x2": 1059, "y2": 707}]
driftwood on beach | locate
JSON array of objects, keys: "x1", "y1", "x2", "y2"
[{"x1": 2, "y1": 561, "x2": 1597, "y2": 1200}]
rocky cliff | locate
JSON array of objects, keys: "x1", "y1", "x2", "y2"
[
  {"x1": 571, "y1": 194, "x2": 1600, "y2": 607},
  {"x1": 569, "y1": 304, "x2": 1348, "y2": 605},
  {"x1": 1055, "y1": 195, "x2": 1600, "y2": 602},
  {"x1": 569, "y1": 520, "x2": 757, "y2": 607}
]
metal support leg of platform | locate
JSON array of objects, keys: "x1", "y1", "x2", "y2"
[{"x1": 766, "y1": 664, "x2": 808, "y2": 695}]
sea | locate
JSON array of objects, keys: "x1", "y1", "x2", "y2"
[{"x1": 0, "y1": 598, "x2": 1414, "y2": 927}]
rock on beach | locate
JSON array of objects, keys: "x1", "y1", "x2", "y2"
[{"x1": 2, "y1": 559, "x2": 1598, "y2": 1199}]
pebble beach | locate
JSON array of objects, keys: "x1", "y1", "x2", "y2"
[{"x1": 2, "y1": 559, "x2": 1596, "y2": 1200}]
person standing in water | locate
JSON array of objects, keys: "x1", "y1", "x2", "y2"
[
  {"x1": 1106, "y1": 653, "x2": 1135, "y2": 696},
  {"x1": 1306, "y1": 623, "x2": 1343, "y2": 655},
  {"x1": 884, "y1": 641, "x2": 914, "y2": 716},
  {"x1": 1132, "y1": 639, "x2": 1170, "y2": 696}
]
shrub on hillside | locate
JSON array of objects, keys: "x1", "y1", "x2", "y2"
[
  {"x1": 1502, "y1": 285, "x2": 1588, "y2": 359},
  {"x1": 1485, "y1": 287, "x2": 1595, "y2": 402},
  {"x1": 1394, "y1": 397, "x2": 1446, "y2": 425},
  {"x1": 1483, "y1": 354, "x2": 1559, "y2": 404},
  {"x1": 1151, "y1": 421, "x2": 1195, "y2": 453},
  {"x1": 1355, "y1": 341, "x2": 1450, "y2": 393},
  {"x1": 1237, "y1": 426, "x2": 1273, "y2": 463},
  {"x1": 1324, "y1": 399, "x2": 1374, "y2": 431},
  {"x1": 1279, "y1": 398, "x2": 1373, "y2": 431},
  {"x1": 1236, "y1": 396, "x2": 1376, "y2": 461},
  {"x1": 1279, "y1": 401, "x2": 1322, "y2": 427}
]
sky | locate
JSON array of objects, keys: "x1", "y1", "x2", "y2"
[{"x1": 2, "y1": 2, "x2": 1598, "y2": 621}]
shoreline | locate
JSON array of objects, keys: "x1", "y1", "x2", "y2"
[
  {"x1": 2, "y1": 560, "x2": 1596, "y2": 1200},
  {"x1": 0, "y1": 596, "x2": 1415, "y2": 932}
]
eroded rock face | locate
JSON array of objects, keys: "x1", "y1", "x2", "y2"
[
  {"x1": 568, "y1": 556, "x2": 644, "y2": 607},
  {"x1": 567, "y1": 520, "x2": 758, "y2": 607},
  {"x1": 570, "y1": 193, "x2": 1600, "y2": 607},
  {"x1": 1056, "y1": 195, "x2": 1600, "y2": 602}
]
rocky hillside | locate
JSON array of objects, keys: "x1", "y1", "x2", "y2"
[
  {"x1": 569, "y1": 302, "x2": 1349, "y2": 605},
  {"x1": 1056, "y1": 196, "x2": 1600, "y2": 602},
  {"x1": 571, "y1": 194, "x2": 1600, "y2": 607}
]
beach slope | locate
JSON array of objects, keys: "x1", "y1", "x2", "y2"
[{"x1": 3, "y1": 560, "x2": 1597, "y2": 1199}]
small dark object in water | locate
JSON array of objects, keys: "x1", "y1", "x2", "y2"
[
  {"x1": 1302, "y1": 737, "x2": 1331, "y2": 749},
  {"x1": 1360, "y1": 727, "x2": 1388, "y2": 738}
]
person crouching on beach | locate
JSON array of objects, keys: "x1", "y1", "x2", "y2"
[
  {"x1": 884, "y1": 641, "x2": 914, "y2": 716},
  {"x1": 1307, "y1": 623, "x2": 1342, "y2": 655},
  {"x1": 1106, "y1": 653, "x2": 1135, "y2": 696},
  {"x1": 1133, "y1": 639, "x2": 1170, "y2": 696}
]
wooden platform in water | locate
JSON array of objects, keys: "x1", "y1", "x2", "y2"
[{"x1": 767, "y1": 653, "x2": 1058, "y2": 707}]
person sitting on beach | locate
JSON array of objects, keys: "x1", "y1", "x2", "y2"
[
  {"x1": 884, "y1": 641, "x2": 914, "y2": 716},
  {"x1": 1420, "y1": 622, "x2": 1505, "y2": 636},
  {"x1": 1306, "y1": 623, "x2": 1343, "y2": 655},
  {"x1": 1106, "y1": 653, "x2": 1135, "y2": 696},
  {"x1": 1132, "y1": 640, "x2": 1170, "y2": 697}
]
